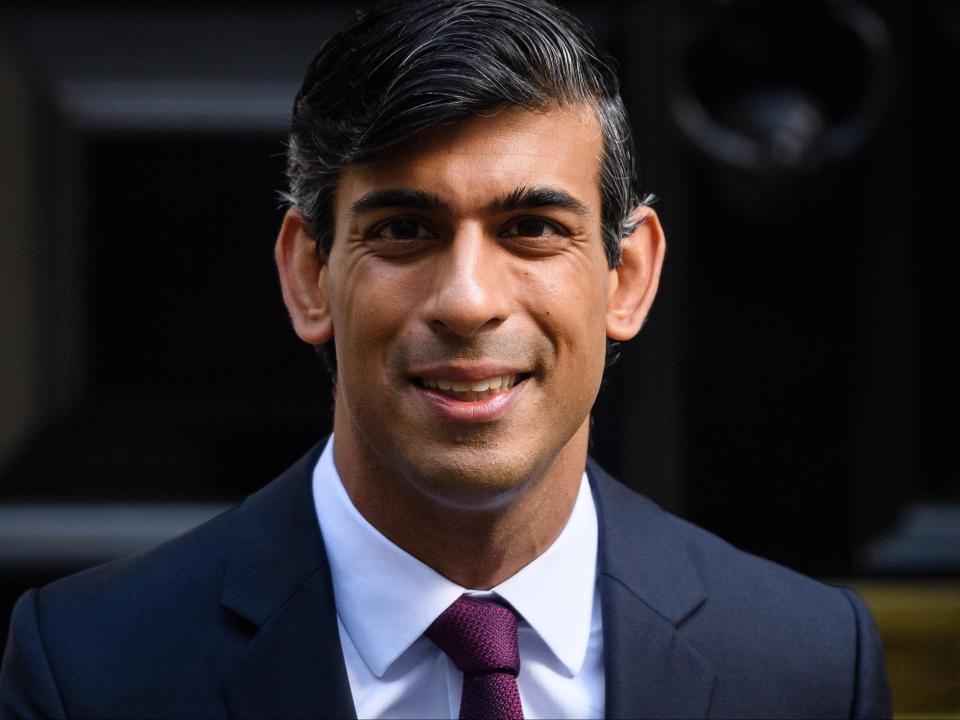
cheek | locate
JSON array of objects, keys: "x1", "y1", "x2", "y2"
[
  {"x1": 526, "y1": 273, "x2": 608, "y2": 435},
  {"x1": 521, "y1": 259, "x2": 610, "y2": 371},
  {"x1": 330, "y1": 260, "x2": 424, "y2": 377}
]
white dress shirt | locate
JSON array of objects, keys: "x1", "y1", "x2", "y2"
[{"x1": 312, "y1": 436, "x2": 605, "y2": 719}]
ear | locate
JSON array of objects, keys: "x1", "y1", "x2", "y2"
[
  {"x1": 275, "y1": 207, "x2": 334, "y2": 345},
  {"x1": 606, "y1": 205, "x2": 666, "y2": 341}
]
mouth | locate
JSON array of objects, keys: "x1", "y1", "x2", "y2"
[{"x1": 413, "y1": 373, "x2": 531, "y2": 403}]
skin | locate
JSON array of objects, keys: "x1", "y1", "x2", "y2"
[{"x1": 276, "y1": 105, "x2": 665, "y2": 589}]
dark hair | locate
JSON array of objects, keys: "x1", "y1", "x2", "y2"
[{"x1": 284, "y1": 0, "x2": 644, "y2": 269}]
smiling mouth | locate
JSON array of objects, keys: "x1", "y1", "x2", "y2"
[{"x1": 414, "y1": 373, "x2": 530, "y2": 402}]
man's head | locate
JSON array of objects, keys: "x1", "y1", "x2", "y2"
[
  {"x1": 284, "y1": 0, "x2": 642, "y2": 269},
  {"x1": 276, "y1": 0, "x2": 664, "y2": 514}
]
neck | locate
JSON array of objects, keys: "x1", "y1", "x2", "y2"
[{"x1": 332, "y1": 419, "x2": 589, "y2": 590}]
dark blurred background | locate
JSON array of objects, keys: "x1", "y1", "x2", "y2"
[{"x1": 1, "y1": 1, "x2": 958, "y2": 713}]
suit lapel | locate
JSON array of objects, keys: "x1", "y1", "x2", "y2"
[
  {"x1": 219, "y1": 441, "x2": 356, "y2": 719},
  {"x1": 600, "y1": 576, "x2": 714, "y2": 719},
  {"x1": 589, "y1": 460, "x2": 715, "y2": 719},
  {"x1": 221, "y1": 567, "x2": 356, "y2": 719}
]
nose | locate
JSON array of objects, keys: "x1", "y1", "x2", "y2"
[{"x1": 423, "y1": 225, "x2": 510, "y2": 338}]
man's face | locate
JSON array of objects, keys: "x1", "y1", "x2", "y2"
[{"x1": 325, "y1": 106, "x2": 616, "y2": 508}]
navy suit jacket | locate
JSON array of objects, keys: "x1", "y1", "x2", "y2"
[{"x1": 1, "y1": 442, "x2": 891, "y2": 718}]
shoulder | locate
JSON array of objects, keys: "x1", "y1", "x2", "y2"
[
  {"x1": 590, "y1": 459, "x2": 858, "y2": 618},
  {"x1": 3, "y1": 504, "x2": 244, "y2": 718},
  {"x1": 2, "y1": 443, "x2": 324, "y2": 718},
  {"x1": 35, "y1": 502, "x2": 239, "y2": 648},
  {"x1": 589, "y1": 461, "x2": 891, "y2": 718},
  {"x1": 32, "y1": 442, "x2": 321, "y2": 635}
]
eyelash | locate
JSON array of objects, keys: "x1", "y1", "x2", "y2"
[{"x1": 369, "y1": 218, "x2": 434, "y2": 241}]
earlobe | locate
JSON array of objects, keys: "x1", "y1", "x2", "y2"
[
  {"x1": 606, "y1": 205, "x2": 666, "y2": 341},
  {"x1": 274, "y1": 208, "x2": 335, "y2": 345}
]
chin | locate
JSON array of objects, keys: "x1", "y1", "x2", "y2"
[{"x1": 397, "y1": 445, "x2": 545, "y2": 511}]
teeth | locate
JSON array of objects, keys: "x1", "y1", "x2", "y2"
[{"x1": 419, "y1": 374, "x2": 518, "y2": 397}]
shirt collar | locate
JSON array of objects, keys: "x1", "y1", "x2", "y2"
[
  {"x1": 312, "y1": 436, "x2": 599, "y2": 679},
  {"x1": 492, "y1": 472, "x2": 598, "y2": 676}
]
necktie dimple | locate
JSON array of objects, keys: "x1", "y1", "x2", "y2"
[{"x1": 426, "y1": 595, "x2": 524, "y2": 720}]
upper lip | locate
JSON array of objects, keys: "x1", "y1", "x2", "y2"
[{"x1": 408, "y1": 364, "x2": 529, "y2": 383}]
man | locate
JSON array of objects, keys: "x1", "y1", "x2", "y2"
[{"x1": 1, "y1": 0, "x2": 891, "y2": 718}]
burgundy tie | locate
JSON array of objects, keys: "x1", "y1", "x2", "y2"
[{"x1": 426, "y1": 595, "x2": 524, "y2": 720}]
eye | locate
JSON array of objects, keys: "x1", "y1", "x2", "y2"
[
  {"x1": 501, "y1": 218, "x2": 568, "y2": 239},
  {"x1": 371, "y1": 218, "x2": 434, "y2": 241}
]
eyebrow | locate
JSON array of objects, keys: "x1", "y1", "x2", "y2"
[
  {"x1": 489, "y1": 185, "x2": 590, "y2": 216},
  {"x1": 349, "y1": 189, "x2": 447, "y2": 216},
  {"x1": 348, "y1": 185, "x2": 590, "y2": 217}
]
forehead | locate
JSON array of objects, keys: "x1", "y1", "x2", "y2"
[{"x1": 335, "y1": 105, "x2": 604, "y2": 218}]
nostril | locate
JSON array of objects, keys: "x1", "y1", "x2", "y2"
[{"x1": 428, "y1": 314, "x2": 506, "y2": 339}]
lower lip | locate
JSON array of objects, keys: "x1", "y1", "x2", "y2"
[{"x1": 414, "y1": 381, "x2": 526, "y2": 423}]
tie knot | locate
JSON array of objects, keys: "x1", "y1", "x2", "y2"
[{"x1": 426, "y1": 595, "x2": 521, "y2": 677}]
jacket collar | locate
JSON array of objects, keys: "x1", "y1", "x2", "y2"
[
  {"x1": 588, "y1": 458, "x2": 715, "y2": 718},
  {"x1": 220, "y1": 441, "x2": 356, "y2": 719}
]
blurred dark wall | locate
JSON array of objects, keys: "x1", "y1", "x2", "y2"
[
  {"x1": 1, "y1": 0, "x2": 957, "y2": 654},
  {"x1": 613, "y1": 0, "x2": 959, "y2": 578}
]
